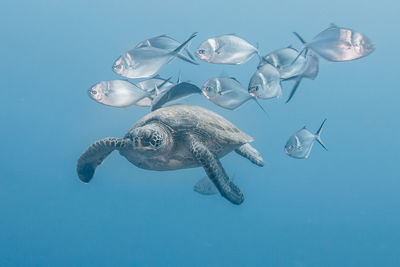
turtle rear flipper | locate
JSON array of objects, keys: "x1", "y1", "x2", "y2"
[
  {"x1": 188, "y1": 135, "x2": 244, "y2": 205},
  {"x1": 77, "y1": 137, "x2": 123, "y2": 183},
  {"x1": 235, "y1": 143, "x2": 265, "y2": 167}
]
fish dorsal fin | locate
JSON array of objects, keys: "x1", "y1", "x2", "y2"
[
  {"x1": 302, "y1": 126, "x2": 307, "y2": 129},
  {"x1": 329, "y1": 23, "x2": 338, "y2": 28},
  {"x1": 287, "y1": 44, "x2": 294, "y2": 49},
  {"x1": 293, "y1": 32, "x2": 307, "y2": 45},
  {"x1": 177, "y1": 72, "x2": 181, "y2": 84},
  {"x1": 229, "y1": 77, "x2": 240, "y2": 83}
]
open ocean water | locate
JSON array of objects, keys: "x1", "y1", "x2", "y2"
[{"x1": 1, "y1": 0, "x2": 399, "y2": 266}]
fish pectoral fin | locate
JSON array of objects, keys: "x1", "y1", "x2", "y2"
[
  {"x1": 219, "y1": 89, "x2": 234, "y2": 96},
  {"x1": 215, "y1": 44, "x2": 225, "y2": 54}
]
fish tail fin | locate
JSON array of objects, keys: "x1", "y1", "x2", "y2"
[
  {"x1": 315, "y1": 119, "x2": 328, "y2": 151},
  {"x1": 184, "y1": 44, "x2": 197, "y2": 61},
  {"x1": 285, "y1": 78, "x2": 302, "y2": 103},
  {"x1": 171, "y1": 32, "x2": 198, "y2": 55},
  {"x1": 176, "y1": 54, "x2": 199, "y2": 65},
  {"x1": 290, "y1": 47, "x2": 306, "y2": 66},
  {"x1": 253, "y1": 97, "x2": 269, "y2": 118},
  {"x1": 157, "y1": 76, "x2": 172, "y2": 90},
  {"x1": 290, "y1": 32, "x2": 308, "y2": 65},
  {"x1": 293, "y1": 32, "x2": 306, "y2": 44}
]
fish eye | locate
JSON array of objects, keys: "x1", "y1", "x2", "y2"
[
  {"x1": 206, "y1": 86, "x2": 212, "y2": 91},
  {"x1": 250, "y1": 86, "x2": 258, "y2": 92},
  {"x1": 91, "y1": 90, "x2": 97, "y2": 95},
  {"x1": 198, "y1": 49, "x2": 205, "y2": 54}
]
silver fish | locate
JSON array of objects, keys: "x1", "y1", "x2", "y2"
[
  {"x1": 201, "y1": 77, "x2": 251, "y2": 110},
  {"x1": 196, "y1": 34, "x2": 258, "y2": 65},
  {"x1": 151, "y1": 82, "x2": 201, "y2": 111},
  {"x1": 135, "y1": 34, "x2": 198, "y2": 65},
  {"x1": 259, "y1": 47, "x2": 307, "y2": 79},
  {"x1": 285, "y1": 50, "x2": 320, "y2": 103},
  {"x1": 294, "y1": 25, "x2": 374, "y2": 62},
  {"x1": 248, "y1": 64, "x2": 282, "y2": 99},
  {"x1": 88, "y1": 80, "x2": 149, "y2": 108},
  {"x1": 135, "y1": 76, "x2": 175, "y2": 106},
  {"x1": 284, "y1": 119, "x2": 327, "y2": 159},
  {"x1": 193, "y1": 176, "x2": 219, "y2": 195},
  {"x1": 113, "y1": 32, "x2": 197, "y2": 79}
]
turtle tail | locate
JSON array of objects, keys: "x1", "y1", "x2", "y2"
[{"x1": 76, "y1": 137, "x2": 123, "y2": 183}]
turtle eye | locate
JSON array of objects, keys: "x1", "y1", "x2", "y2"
[{"x1": 134, "y1": 136, "x2": 139, "y2": 147}]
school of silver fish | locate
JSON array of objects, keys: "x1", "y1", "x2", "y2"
[{"x1": 86, "y1": 24, "x2": 374, "y2": 164}]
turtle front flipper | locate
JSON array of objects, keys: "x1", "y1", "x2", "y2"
[
  {"x1": 235, "y1": 143, "x2": 265, "y2": 167},
  {"x1": 188, "y1": 135, "x2": 244, "y2": 205},
  {"x1": 77, "y1": 137, "x2": 123, "y2": 183}
]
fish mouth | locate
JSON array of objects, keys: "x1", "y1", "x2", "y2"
[
  {"x1": 88, "y1": 84, "x2": 103, "y2": 101},
  {"x1": 112, "y1": 57, "x2": 125, "y2": 75},
  {"x1": 248, "y1": 89, "x2": 257, "y2": 98}
]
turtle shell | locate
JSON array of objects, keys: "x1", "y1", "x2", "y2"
[{"x1": 130, "y1": 104, "x2": 253, "y2": 146}]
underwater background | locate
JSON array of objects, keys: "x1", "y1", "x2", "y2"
[{"x1": 1, "y1": 0, "x2": 399, "y2": 266}]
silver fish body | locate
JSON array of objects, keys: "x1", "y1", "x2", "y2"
[
  {"x1": 88, "y1": 80, "x2": 149, "y2": 108},
  {"x1": 196, "y1": 35, "x2": 258, "y2": 65},
  {"x1": 259, "y1": 47, "x2": 307, "y2": 80},
  {"x1": 135, "y1": 77, "x2": 175, "y2": 107},
  {"x1": 284, "y1": 119, "x2": 327, "y2": 159},
  {"x1": 248, "y1": 64, "x2": 282, "y2": 99},
  {"x1": 284, "y1": 128, "x2": 316, "y2": 159},
  {"x1": 306, "y1": 25, "x2": 374, "y2": 62},
  {"x1": 285, "y1": 50, "x2": 320, "y2": 103},
  {"x1": 201, "y1": 77, "x2": 251, "y2": 110},
  {"x1": 135, "y1": 34, "x2": 197, "y2": 64},
  {"x1": 113, "y1": 32, "x2": 197, "y2": 79}
]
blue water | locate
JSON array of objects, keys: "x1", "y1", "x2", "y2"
[{"x1": 1, "y1": 0, "x2": 399, "y2": 266}]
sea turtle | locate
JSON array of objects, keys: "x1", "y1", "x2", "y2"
[{"x1": 77, "y1": 104, "x2": 264, "y2": 205}]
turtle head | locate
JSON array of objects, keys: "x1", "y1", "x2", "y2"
[{"x1": 127, "y1": 123, "x2": 172, "y2": 154}]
